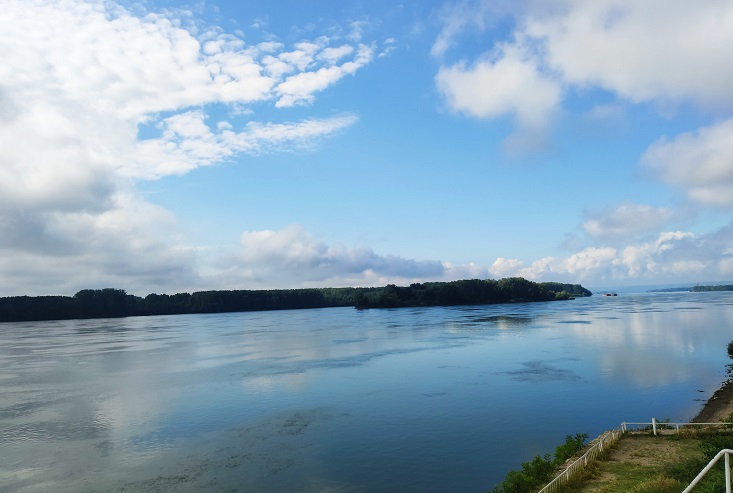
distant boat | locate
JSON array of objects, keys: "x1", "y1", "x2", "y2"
[{"x1": 602, "y1": 292, "x2": 618, "y2": 296}]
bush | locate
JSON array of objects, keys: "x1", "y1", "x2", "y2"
[
  {"x1": 554, "y1": 434, "x2": 588, "y2": 465},
  {"x1": 490, "y1": 434, "x2": 588, "y2": 493}
]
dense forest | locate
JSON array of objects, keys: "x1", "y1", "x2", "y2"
[{"x1": 0, "y1": 278, "x2": 591, "y2": 323}]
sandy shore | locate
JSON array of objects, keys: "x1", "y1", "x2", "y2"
[{"x1": 692, "y1": 376, "x2": 733, "y2": 423}]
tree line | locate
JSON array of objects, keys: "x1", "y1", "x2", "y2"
[
  {"x1": 0, "y1": 279, "x2": 591, "y2": 323},
  {"x1": 354, "y1": 279, "x2": 591, "y2": 308},
  {"x1": 691, "y1": 284, "x2": 733, "y2": 292}
]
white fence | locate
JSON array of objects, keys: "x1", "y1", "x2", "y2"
[
  {"x1": 681, "y1": 448, "x2": 733, "y2": 493},
  {"x1": 536, "y1": 419, "x2": 730, "y2": 493}
]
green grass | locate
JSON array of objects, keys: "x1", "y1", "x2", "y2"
[{"x1": 561, "y1": 430, "x2": 733, "y2": 493}]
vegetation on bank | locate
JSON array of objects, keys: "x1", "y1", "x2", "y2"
[
  {"x1": 489, "y1": 434, "x2": 589, "y2": 493},
  {"x1": 0, "y1": 278, "x2": 591, "y2": 323},
  {"x1": 490, "y1": 426, "x2": 733, "y2": 493}
]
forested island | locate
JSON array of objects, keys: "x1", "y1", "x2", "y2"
[{"x1": 0, "y1": 278, "x2": 591, "y2": 323}]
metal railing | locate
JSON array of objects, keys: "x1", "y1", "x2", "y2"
[
  {"x1": 622, "y1": 418, "x2": 730, "y2": 436},
  {"x1": 536, "y1": 419, "x2": 730, "y2": 493},
  {"x1": 536, "y1": 426, "x2": 624, "y2": 493},
  {"x1": 681, "y1": 448, "x2": 733, "y2": 493}
]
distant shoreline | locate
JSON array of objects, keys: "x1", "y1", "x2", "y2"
[{"x1": 0, "y1": 280, "x2": 592, "y2": 323}]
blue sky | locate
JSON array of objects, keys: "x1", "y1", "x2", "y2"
[{"x1": 2, "y1": 0, "x2": 733, "y2": 296}]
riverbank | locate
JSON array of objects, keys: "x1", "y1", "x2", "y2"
[{"x1": 692, "y1": 375, "x2": 733, "y2": 423}]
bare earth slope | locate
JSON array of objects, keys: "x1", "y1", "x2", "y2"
[{"x1": 692, "y1": 378, "x2": 733, "y2": 423}]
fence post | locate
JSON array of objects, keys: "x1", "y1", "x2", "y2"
[
  {"x1": 726, "y1": 451, "x2": 731, "y2": 493},
  {"x1": 652, "y1": 417, "x2": 657, "y2": 436}
]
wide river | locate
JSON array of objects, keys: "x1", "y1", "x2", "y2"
[{"x1": 2, "y1": 291, "x2": 733, "y2": 492}]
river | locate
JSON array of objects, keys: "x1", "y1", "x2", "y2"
[{"x1": 1, "y1": 291, "x2": 733, "y2": 492}]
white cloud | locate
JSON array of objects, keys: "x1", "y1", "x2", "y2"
[
  {"x1": 431, "y1": 2, "x2": 477, "y2": 58},
  {"x1": 525, "y1": 0, "x2": 733, "y2": 108},
  {"x1": 0, "y1": 193, "x2": 200, "y2": 296},
  {"x1": 275, "y1": 44, "x2": 373, "y2": 107},
  {"x1": 486, "y1": 227, "x2": 733, "y2": 286},
  {"x1": 434, "y1": 0, "x2": 733, "y2": 147},
  {"x1": 318, "y1": 45, "x2": 355, "y2": 64},
  {"x1": 489, "y1": 257, "x2": 525, "y2": 278},
  {"x1": 431, "y1": 0, "x2": 733, "y2": 286},
  {"x1": 435, "y1": 41, "x2": 561, "y2": 151},
  {"x1": 431, "y1": 0, "x2": 513, "y2": 58},
  {"x1": 189, "y1": 225, "x2": 490, "y2": 290},
  {"x1": 218, "y1": 224, "x2": 449, "y2": 288},
  {"x1": 583, "y1": 203, "x2": 678, "y2": 241},
  {"x1": 348, "y1": 20, "x2": 368, "y2": 42},
  {"x1": 194, "y1": 222, "x2": 733, "y2": 290},
  {"x1": 279, "y1": 43, "x2": 320, "y2": 71},
  {"x1": 0, "y1": 0, "x2": 372, "y2": 174},
  {"x1": 0, "y1": 0, "x2": 373, "y2": 296},
  {"x1": 642, "y1": 119, "x2": 733, "y2": 207},
  {"x1": 129, "y1": 112, "x2": 358, "y2": 179}
]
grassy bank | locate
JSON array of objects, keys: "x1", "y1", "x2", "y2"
[{"x1": 563, "y1": 426, "x2": 733, "y2": 493}]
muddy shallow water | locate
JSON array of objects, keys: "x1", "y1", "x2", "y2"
[{"x1": 2, "y1": 292, "x2": 733, "y2": 492}]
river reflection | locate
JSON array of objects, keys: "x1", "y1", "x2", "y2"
[{"x1": 2, "y1": 292, "x2": 733, "y2": 492}]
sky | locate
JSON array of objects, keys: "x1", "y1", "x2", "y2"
[{"x1": 2, "y1": 0, "x2": 733, "y2": 297}]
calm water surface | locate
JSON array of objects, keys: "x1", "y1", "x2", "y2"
[{"x1": 2, "y1": 292, "x2": 733, "y2": 492}]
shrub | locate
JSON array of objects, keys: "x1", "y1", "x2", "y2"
[
  {"x1": 554, "y1": 434, "x2": 588, "y2": 465},
  {"x1": 490, "y1": 434, "x2": 588, "y2": 492}
]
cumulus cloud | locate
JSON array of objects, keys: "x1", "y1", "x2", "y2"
[
  {"x1": 489, "y1": 257, "x2": 525, "y2": 278},
  {"x1": 0, "y1": 193, "x2": 200, "y2": 297},
  {"x1": 0, "y1": 0, "x2": 373, "y2": 295},
  {"x1": 216, "y1": 224, "x2": 450, "y2": 288},
  {"x1": 642, "y1": 119, "x2": 733, "y2": 207},
  {"x1": 524, "y1": 0, "x2": 733, "y2": 108},
  {"x1": 185, "y1": 225, "x2": 490, "y2": 290},
  {"x1": 434, "y1": 0, "x2": 733, "y2": 149},
  {"x1": 435, "y1": 42, "x2": 561, "y2": 145},
  {"x1": 198, "y1": 221, "x2": 733, "y2": 290},
  {"x1": 582, "y1": 203, "x2": 678, "y2": 241},
  {"x1": 488, "y1": 227, "x2": 733, "y2": 285}
]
